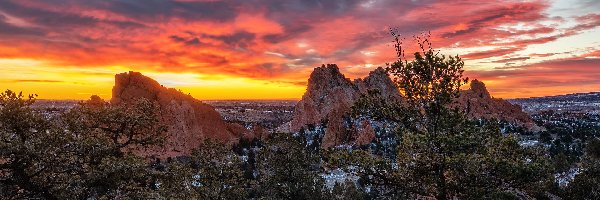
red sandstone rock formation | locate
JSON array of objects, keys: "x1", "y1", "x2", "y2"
[
  {"x1": 291, "y1": 64, "x2": 401, "y2": 148},
  {"x1": 111, "y1": 71, "x2": 246, "y2": 158},
  {"x1": 291, "y1": 65, "x2": 539, "y2": 148},
  {"x1": 455, "y1": 79, "x2": 538, "y2": 130}
]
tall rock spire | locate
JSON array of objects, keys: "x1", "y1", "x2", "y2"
[
  {"x1": 291, "y1": 65, "x2": 540, "y2": 148},
  {"x1": 291, "y1": 64, "x2": 401, "y2": 148}
]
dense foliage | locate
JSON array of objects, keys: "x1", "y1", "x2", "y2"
[
  {"x1": 0, "y1": 91, "x2": 164, "y2": 199},
  {"x1": 0, "y1": 92, "x2": 344, "y2": 199},
  {"x1": 333, "y1": 32, "x2": 555, "y2": 199}
]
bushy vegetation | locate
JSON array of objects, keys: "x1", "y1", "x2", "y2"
[
  {"x1": 0, "y1": 91, "x2": 164, "y2": 199},
  {"x1": 333, "y1": 32, "x2": 553, "y2": 199},
  {"x1": 0, "y1": 91, "x2": 348, "y2": 199}
]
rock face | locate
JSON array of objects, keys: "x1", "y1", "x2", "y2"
[
  {"x1": 290, "y1": 64, "x2": 401, "y2": 148},
  {"x1": 111, "y1": 71, "x2": 245, "y2": 158},
  {"x1": 291, "y1": 65, "x2": 539, "y2": 148},
  {"x1": 455, "y1": 80, "x2": 538, "y2": 130}
]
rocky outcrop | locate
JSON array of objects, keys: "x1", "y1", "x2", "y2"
[
  {"x1": 455, "y1": 80, "x2": 538, "y2": 130},
  {"x1": 292, "y1": 65, "x2": 539, "y2": 148},
  {"x1": 111, "y1": 71, "x2": 246, "y2": 158},
  {"x1": 290, "y1": 64, "x2": 401, "y2": 148}
]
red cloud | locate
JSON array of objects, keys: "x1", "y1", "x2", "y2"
[
  {"x1": 0, "y1": 0, "x2": 598, "y2": 98},
  {"x1": 462, "y1": 47, "x2": 525, "y2": 59},
  {"x1": 466, "y1": 57, "x2": 600, "y2": 97}
]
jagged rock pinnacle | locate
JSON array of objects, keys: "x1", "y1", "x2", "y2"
[
  {"x1": 111, "y1": 71, "x2": 246, "y2": 158},
  {"x1": 291, "y1": 64, "x2": 401, "y2": 148},
  {"x1": 292, "y1": 65, "x2": 539, "y2": 148},
  {"x1": 455, "y1": 79, "x2": 538, "y2": 130}
]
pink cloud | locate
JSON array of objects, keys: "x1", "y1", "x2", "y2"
[{"x1": 0, "y1": 0, "x2": 598, "y2": 97}]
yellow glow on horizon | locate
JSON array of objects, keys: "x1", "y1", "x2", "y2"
[
  {"x1": 141, "y1": 71, "x2": 305, "y2": 100},
  {"x1": 0, "y1": 59, "x2": 304, "y2": 100}
]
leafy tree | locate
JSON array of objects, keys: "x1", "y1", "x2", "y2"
[
  {"x1": 566, "y1": 138, "x2": 600, "y2": 199},
  {"x1": 328, "y1": 181, "x2": 367, "y2": 200},
  {"x1": 191, "y1": 140, "x2": 249, "y2": 199},
  {"x1": 326, "y1": 149, "x2": 407, "y2": 199},
  {"x1": 0, "y1": 91, "x2": 167, "y2": 199},
  {"x1": 154, "y1": 159, "x2": 197, "y2": 199},
  {"x1": 338, "y1": 32, "x2": 554, "y2": 199},
  {"x1": 59, "y1": 96, "x2": 166, "y2": 198},
  {"x1": 255, "y1": 133, "x2": 327, "y2": 199},
  {"x1": 388, "y1": 32, "x2": 553, "y2": 199},
  {"x1": 154, "y1": 139, "x2": 251, "y2": 199},
  {"x1": 0, "y1": 90, "x2": 74, "y2": 199},
  {"x1": 62, "y1": 95, "x2": 165, "y2": 158}
]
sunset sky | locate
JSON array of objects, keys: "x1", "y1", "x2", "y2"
[{"x1": 0, "y1": 0, "x2": 599, "y2": 100}]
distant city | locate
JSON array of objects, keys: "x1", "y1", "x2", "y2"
[
  {"x1": 33, "y1": 92, "x2": 600, "y2": 150},
  {"x1": 32, "y1": 99, "x2": 297, "y2": 132}
]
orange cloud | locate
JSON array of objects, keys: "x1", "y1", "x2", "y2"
[
  {"x1": 0, "y1": 0, "x2": 598, "y2": 99},
  {"x1": 466, "y1": 57, "x2": 600, "y2": 98}
]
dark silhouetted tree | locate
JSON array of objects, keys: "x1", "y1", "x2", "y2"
[
  {"x1": 0, "y1": 91, "x2": 167, "y2": 199},
  {"x1": 566, "y1": 138, "x2": 600, "y2": 199},
  {"x1": 255, "y1": 133, "x2": 327, "y2": 199},
  {"x1": 335, "y1": 31, "x2": 553, "y2": 199}
]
